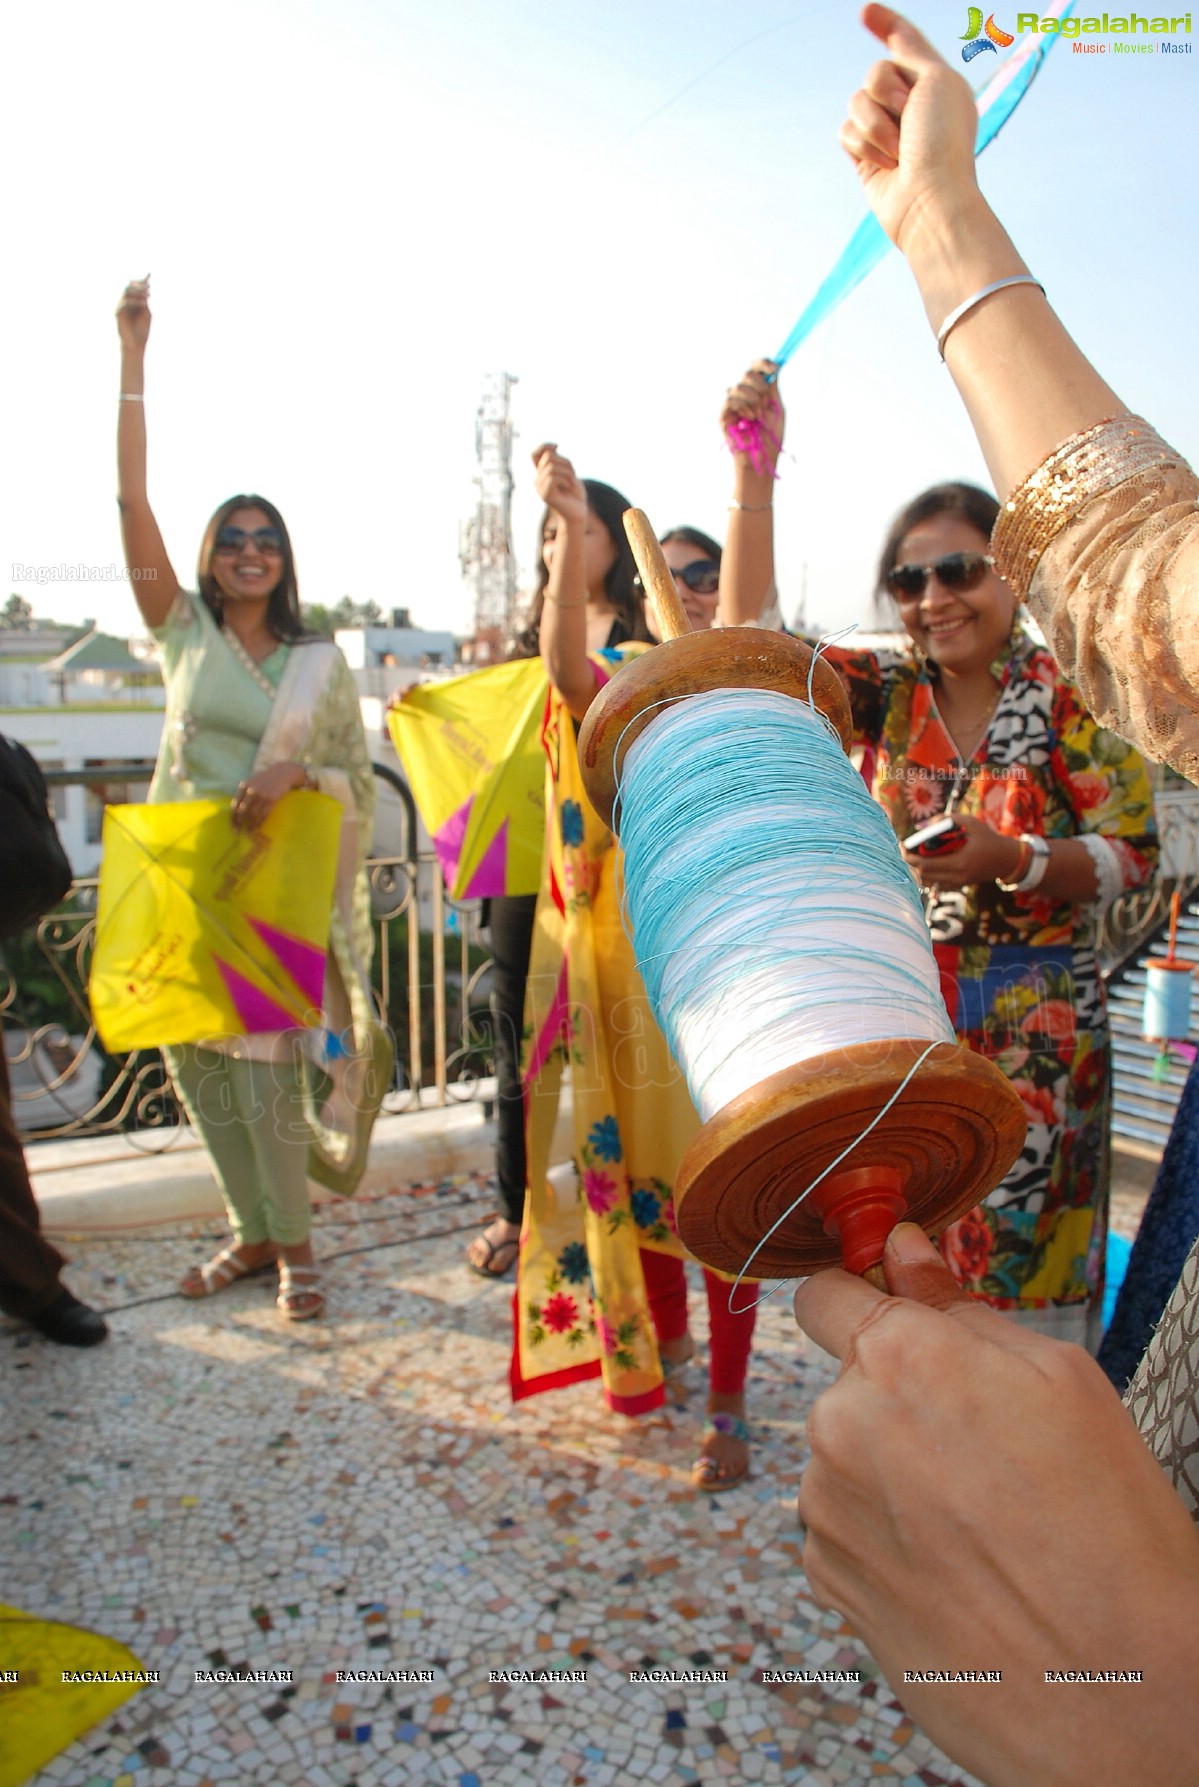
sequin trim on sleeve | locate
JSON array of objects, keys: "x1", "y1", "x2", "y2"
[{"x1": 992, "y1": 416, "x2": 1186, "y2": 602}]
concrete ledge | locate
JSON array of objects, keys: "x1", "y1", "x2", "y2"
[
  {"x1": 29, "y1": 1082, "x2": 575, "y2": 1234},
  {"x1": 28, "y1": 1093, "x2": 1157, "y2": 1235}
]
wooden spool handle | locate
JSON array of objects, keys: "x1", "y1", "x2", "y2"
[
  {"x1": 624, "y1": 508, "x2": 691, "y2": 643},
  {"x1": 674, "y1": 1040, "x2": 1027, "y2": 1282}
]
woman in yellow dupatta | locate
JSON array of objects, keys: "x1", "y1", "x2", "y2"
[{"x1": 510, "y1": 449, "x2": 756, "y2": 1488}]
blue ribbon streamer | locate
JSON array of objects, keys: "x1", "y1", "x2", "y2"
[{"x1": 771, "y1": 4, "x2": 1076, "y2": 368}]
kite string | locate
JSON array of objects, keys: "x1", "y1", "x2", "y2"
[
  {"x1": 725, "y1": 1036, "x2": 944, "y2": 1315},
  {"x1": 724, "y1": 2, "x2": 1076, "y2": 464}
]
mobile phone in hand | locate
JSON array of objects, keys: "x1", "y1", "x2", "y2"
[{"x1": 903, "y1": 815, "x2": 968, "y2": 858}]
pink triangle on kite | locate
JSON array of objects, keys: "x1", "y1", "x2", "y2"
[
  {"x1": 433, "y1": 795, "x2": 473, "y2": 890},
  {"x1": 213, "y1": 954, "x2": 302, "y2": 1034},
  {"x1": 246, "y1": 917, "x2": 327, "y2": 1009},
  {"x1": 461, "y1": 816, "x2": 509, "y2": 900}
]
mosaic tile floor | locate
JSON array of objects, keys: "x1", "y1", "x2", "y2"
[{"x1": 6, "y1": 1171, "x2": 1020, "y2": 1786}]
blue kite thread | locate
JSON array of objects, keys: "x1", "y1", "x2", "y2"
[
  {"x1": 769, "y1": 1, "x2": 1076, "y2": 370},
  {"x1": 616, "y1": 688, "x2": 953, "y2": 1118}
]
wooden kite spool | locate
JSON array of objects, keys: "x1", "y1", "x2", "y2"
[{"x1": 576, "y1": 509, "x2": 1027, "y2": 1284}]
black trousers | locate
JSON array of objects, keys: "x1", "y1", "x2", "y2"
[
  {"x1": 0, "y1": 1041, "x2": 65, "y2": 1319},
  {"x1": 485, "y1": 893, "x2": 538, "y2": 1225}
]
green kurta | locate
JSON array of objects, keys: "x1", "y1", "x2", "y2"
[
  {"x1": 150, "y1": 592, "x2": 377, "y2": 1053},
  {"x1": 150, "y1": 593, "x2": 378, "y2": 1241}
]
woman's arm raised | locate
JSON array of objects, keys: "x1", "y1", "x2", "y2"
[
  {"x1": 841, "y1": 6, "x2": 1125, "y2": 498},
  {"x1": 533, "y1": 444, "x2": 598, "y2": 720},
  {"x1": 115, "y1": 278, "x2": 182, "y2": 629},
  {"x1": 842, "y1": 7, "x2": 1199, "y2": 777},
  {"x1": 719, "y1": 361, "x2": 783, "y2": 627}
]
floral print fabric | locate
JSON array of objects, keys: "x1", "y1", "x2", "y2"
[
  {"x1": 510, "y1": 646, "x2": 702, "y2": 1412},
  {"x1": 833, "y1": 630, "x2": 1157, "y2": 1312}
]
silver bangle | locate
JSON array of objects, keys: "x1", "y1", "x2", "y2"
[
  {"x1": 118, "y1": 392, "x2": 144, "y2": 402},
  {"x1": 1016, "y1": 833, "x2": 1050, "y2": 892},
  {"x1": 936, "y1": 275, "x2": 1045, "y2": 362},
  {"x1": 728, "y1": 499, "x2": 772, "y2": 512}
]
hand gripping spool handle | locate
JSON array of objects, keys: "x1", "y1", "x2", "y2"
[{"x1": 578, "y1": 510, "x2": 1027, "y2": 1286}]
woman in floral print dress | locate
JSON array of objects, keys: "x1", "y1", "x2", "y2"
[
  {"x1": 510, "y1": 445, "x2": 757, "y2": 1489},
  {"x1": 841, "y1": 483, "x2": 1156, "y2": 1343}
]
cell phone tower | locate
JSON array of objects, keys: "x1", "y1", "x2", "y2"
[{"x1": 459, "y1": 373, "x2": 518, "y2": 664}]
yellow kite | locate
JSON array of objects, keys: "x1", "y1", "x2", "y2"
[
  {"x1": 389, "y1": 657, "x2": 547, "y2": 900},
  {"x1": 0, "y1": 1604, "x2": 148, "y2": 1787},
  {"x1": 90, "y1": 791, "x2": 341, "y2": 1051}
]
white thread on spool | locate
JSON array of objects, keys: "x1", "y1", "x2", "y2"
[{"x1": 617, "y1": 688, "x2": 955, "y2": 1124}]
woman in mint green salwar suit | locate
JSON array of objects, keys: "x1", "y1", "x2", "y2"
[{"x1": 115, "y1": 278, "x2": 385, "y2": 1321}]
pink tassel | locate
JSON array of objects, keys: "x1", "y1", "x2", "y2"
[{"x1": 723, "y1": 409, "x2": 782, "y2": 480}]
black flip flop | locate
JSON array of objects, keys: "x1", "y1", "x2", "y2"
[{"x1": 467, "y1": 1229, "x2": 520, "y2": 1280}]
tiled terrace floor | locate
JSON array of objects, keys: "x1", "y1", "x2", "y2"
[{"x1": 8, "y1": 1163, "x2": 1129, "y2": 1787}]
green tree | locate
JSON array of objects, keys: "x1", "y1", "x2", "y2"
[
  {"x1": 301, "y1": 596, "x2": 384, "y2": 637},
  {"x1": 2, "y1": 593, "x2": 35, "y2": 630},
  {"x1": 301, "y1": 603, "x2": 336, "y2": 637},
  {"x1": 332, "y1": 596, "x2": 383, "y2": 627}
]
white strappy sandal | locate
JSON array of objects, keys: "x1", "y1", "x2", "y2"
[
  {"x1": 178, "y1": 1246, "x2": 273, "y2": 1300},
  {"x1": 276, "y1": 1262, "x2": 325, "y2": 1322}
]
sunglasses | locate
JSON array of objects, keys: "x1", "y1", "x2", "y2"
[
  {"x1": 214, "y1": 525, "x2": 284, "y2": 557},
  {"x1": 885, "y1": 551, "x2": 994, "y2": 601},
  {"x1": 637, "y1": 560, "x2": 720, "y2": 597}
]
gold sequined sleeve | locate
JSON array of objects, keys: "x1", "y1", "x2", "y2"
[{"x1": 991, "y1": 416, "x2": 1199, "y2": 782}]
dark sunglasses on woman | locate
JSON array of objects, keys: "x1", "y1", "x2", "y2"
[
  {"x1": 636, "y1": 559, "x2": 720, "y2": 597},
  {"x1": 885, "y1": 551, "x2": 995, "y2": 601},
  {"x1": 214, "y1": 525, "x2": 285, "y2": 557}
]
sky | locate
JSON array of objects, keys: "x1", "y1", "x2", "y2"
[{"x1": 3, "y1": 0, "x2": 1196, "y2": 643}]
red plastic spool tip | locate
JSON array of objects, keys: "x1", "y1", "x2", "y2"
[{"x1": 805, "y1": 1165, "x2": 909, "y2": 1277}]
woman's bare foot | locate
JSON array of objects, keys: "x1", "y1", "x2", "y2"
[
  {"x1": 178, "y1": 1239, "x2": 274, "y2": 1299},
  {"x1": 467, "y1": 1218, "x2": 520, "y2": 1279},
  {"x1": 693, "y1": 1391, "x2": 750, "y2": 1492}
]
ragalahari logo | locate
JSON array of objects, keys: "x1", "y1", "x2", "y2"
[{"x1": 961, "y1": 8, "x2": 1017, "y2": 56}]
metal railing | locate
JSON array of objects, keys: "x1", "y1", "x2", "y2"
[
  {"x1": 7, "y1": 768, "x2": 1199, "y2": 1144},
  {"x1": 1, "y1": 763, "x2": 496, "y2": 1143},
  {"x1": 1096, "y1": 782, "x2": 1199, "y2": 973}
]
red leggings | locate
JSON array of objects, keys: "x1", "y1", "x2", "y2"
[{"x1": 640, "y1": 1247, "x2": 756, "y2": 1396}]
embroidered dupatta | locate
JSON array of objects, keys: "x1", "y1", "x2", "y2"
[{"x1": 511, "y1": 645, "x2": 702, "y2": 1412}]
